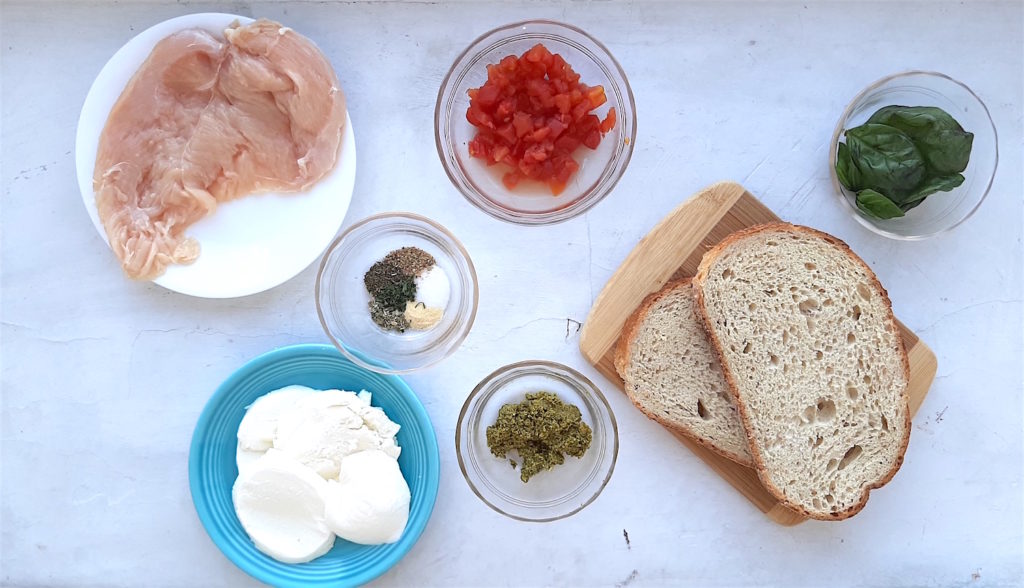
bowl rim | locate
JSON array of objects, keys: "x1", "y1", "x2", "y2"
[
  {"x1": 828, "y1": 69, "x2": 999, "y2": 241},
  {"x1": 434, "y1": 19, "x2": 637, "y2": 226},
  {"x1": 315, "y1": 211, "x2": 479, "y2": 375},
  {"x1": 187, "y1": 343, "x2": 441, "y2": 587},
  {"x1": 454, "y1": 359, "x2": 619, "y2": 522}
]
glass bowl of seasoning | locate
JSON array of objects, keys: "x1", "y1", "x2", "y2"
[
  {"x1": 830, "y1": 71, "x2": 998, "y2": 240},
  {"x1": 435, "y1": 20, "x2": 637, "y2": 225},
  {"x1": 316, "y1": 212, "x2": 479, "y2": 374},
  {"x1": 456, "y1": 360, "x2": 618, "y2": 522}
]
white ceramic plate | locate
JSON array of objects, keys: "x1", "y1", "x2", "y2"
[{"x1": 75, "y1": 13, "x2": 356, "y2": 298}]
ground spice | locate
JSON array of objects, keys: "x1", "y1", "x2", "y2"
[
  {"x1": 404, "y1": 300, "x2": 443, "y2": 330},
  {"x1": 384, "y1": 247, "x2": 436, "y2": 277},
  {"x1": 485, "y1": 391, "x2": 593, "y2": 483}
]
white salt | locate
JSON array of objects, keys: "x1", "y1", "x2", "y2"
[{"x1": 414, "y1": 266, "x2": 450, "y2": 309}]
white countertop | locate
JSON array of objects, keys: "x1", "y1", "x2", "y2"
[{"x1": 2, "y1": 1, "x2": 1022, "y2": 586}]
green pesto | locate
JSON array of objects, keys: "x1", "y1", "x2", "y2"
[{"x1": 486, "y1": 391, "x2": 593, "y2": 483}]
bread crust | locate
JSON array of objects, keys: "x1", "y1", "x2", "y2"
[
  {"x1": 614, "y1": 278, "x2": 754, "y2": 467},
  {"x1": 692, "y1": 222, "x2": 911, "y2": 521}
]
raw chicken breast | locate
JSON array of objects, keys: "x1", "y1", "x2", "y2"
[{"x1": 93, "y1": 19, "x2": 346, "y2": 280}]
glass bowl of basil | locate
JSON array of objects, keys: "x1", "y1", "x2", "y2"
[{"x1": 830, "y1": 71, "x2": 998, "y2": 239}]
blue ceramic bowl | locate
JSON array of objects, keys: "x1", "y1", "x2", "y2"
[{"x1": 189, "y1": 344, "x2": 440, "y2": 587}]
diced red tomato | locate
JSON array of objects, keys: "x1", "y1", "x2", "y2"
[{"x1": 464, "y1": 43, "x2": 617, "y2": 195}]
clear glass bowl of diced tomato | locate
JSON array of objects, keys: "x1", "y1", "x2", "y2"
[{"x1": 435, "y1": 20, "x2": 636, "y2": 225}]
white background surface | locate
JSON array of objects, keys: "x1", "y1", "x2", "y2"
[{"x1": 2, "y1": 1, "x2": 1022, "y2": 586}]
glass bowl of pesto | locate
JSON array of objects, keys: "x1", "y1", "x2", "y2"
[
  {"x1": 456, "y1": 360, "x2": 618, "y2": 522},
  {"x1": 316, "y1": 212, "x2": 479, "y2": 374},
  {"x1": 830, "y1": 71, "x2": 998, "y2": 240}
]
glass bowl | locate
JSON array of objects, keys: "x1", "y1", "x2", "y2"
[
  {"x1": 315, "y1": 212, "x2": 478, "y2": 374},
  {"x1": 830, "y1": 71, "x2": 998, "y2": 240},
  {"x1": 435, "y1": 20, "x2": 636, "y2": 225},
  {"x1": 455, "y1": 361, "x2": 618, "y2": 522}
]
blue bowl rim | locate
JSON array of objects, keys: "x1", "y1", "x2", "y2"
[{"x1": 188, "y1": 343, "x2": 440, "y2": 587}]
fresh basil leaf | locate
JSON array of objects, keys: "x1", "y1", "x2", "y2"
[
  {"x1": 917, "y1": 129, "x2": 974, "y2": 174},
  {"x1": 902, "y1": 173, "x2": 965, "y2": 205},
  {"x1": 867, "y1": 105, "x2": 974, "y2": 174},
  {"x1": 856, "y1": 189, "x2": 905, "y2": 219},
  {"x1": 868, "y1": 105, "x2": 963, "y2": 132},
  {"x1": 845, "y1": 123, "x2": 927, "y2": 195},
  {"x1": 835, "y1": 142, "x2": 861, "y2": 191}
]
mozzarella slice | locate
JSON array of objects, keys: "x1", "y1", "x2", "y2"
[
  {"x1": 274, "y1": 390, "x2": 400, "y2": 478},
  {"x1": 237, "y1": 385, "x2": 314, "y2": 451},
  {"x1": 324, "y1": 450, "x2": 410, "y2": 545},
  {"x1": 232, "y1": 450, "x2": 335, "y2": 563}
]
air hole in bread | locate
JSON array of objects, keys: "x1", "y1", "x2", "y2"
[
  {"x1": 813, "y1": 435, "x2": 823, "y2": 447},
  {"x1": 847, "y1": 332, "x2": 856, "y2": 344},
  {"x1": 815, "y1": 350, "x2": 823, "y2": 361},
  {"x1": 804, "y1": 262, "x2": 816, "y2": 271},
  {"x1": 722, "y1": 269, "x2": 734, "y2": 279},
  {"x1": 742, "y1": 341, "x2": 752, "y2": 354},
  {"x1": 782, "y1": 330, "x2": 789, "y2": 345},
  {"x1": 823, "y1": 298, "x2": 834, "y2": 307},
  {"x1": 812, "y1": 498, "x2": 822, "y2": 509},
  {"x1": 748, "y1": 302, "x2": 757, "y2": 311},
  {"x1": 863, "y1": 374, "x2": 872, "y2": 385},
  {"x1": 852, "y1": 305, "x2": 862, "y2": 321},
  {"x1": 798, "y1": 298, "x2": 820, "y2": 314},
  {"x1": 857, "y1": 283, "x2": 872, "y2": 301},
  {"x1": 826, "y1": 458, "x2": 838, "y2": 471},
  {"x1": 825, "y1": 494, "x2": 835, "y2": 504},
  {"x1": 881, "y1": 414, "x2": 889, "y2": 431},
  {"x1": 825, "y1": 366, "x2": 834, "y2": 375},
  {"x1": 801, "y1": 405, "x2": 815, "y2": 424},
  {"x1": 838, "y1": 445, "x2": 863, "y2": 470},
  {"x1": 769, "y1": 354, "x2": 780, "y2": 366},
  {"x1": 767, "y1": 240, "x2": 778, "y2": 246},
  {"x1": 816, "y1": 399, "x2": 836, "y2": 421},
  {"x1": 696, "y1": 399, "x2": 710, "y2": 420},
  {"x1": 806, "y1": 316, "x2": 816, "y2": 331},
  {"x1": 847, "y1": 386, "x2": 859, "y2": 400}
]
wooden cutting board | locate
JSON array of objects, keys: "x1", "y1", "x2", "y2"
[{"x1": 579, "y1": 181, "x2": 938, "y2": 525}]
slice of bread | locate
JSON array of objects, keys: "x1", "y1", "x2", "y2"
[
  {"x1": 615, "y1": 279, "x2": 753, "y2": 466},
  {"x1": 693, "y1": 222, "x2": 910, "y2": 520}
]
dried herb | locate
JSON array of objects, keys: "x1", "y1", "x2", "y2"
[
  {"x1": 384, "y1": 247, "x2": 436, "y2": 276},
  {"x1": 369, "y1": 300, "x2": 409, "y2": 332},
  {"x1": 486, "y1": 391, "x2": 593, "y2": 483},
  {"x1": 364, "y1": 260, "x2": 417, "y2": 313},
  {"x1": 375, "y1": 279, "x2": 417, "y2": 311}
]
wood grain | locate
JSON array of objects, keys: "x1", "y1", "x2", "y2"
[{"x1": 579, "y1": 181, "x2": 938, "y2": 526}]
